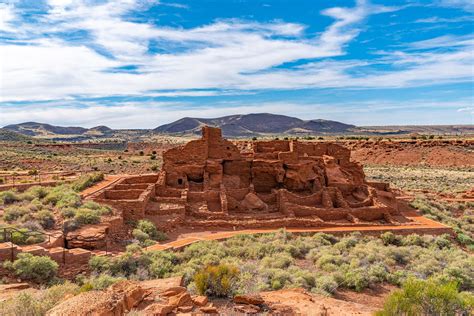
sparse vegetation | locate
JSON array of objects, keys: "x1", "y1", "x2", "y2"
[
  {"x1": 365, "y1": 165, "x2": 474, "y2": 193},
  {"x1": 0, "y1": 282, "x2": 79, "y2": 315},
  {"x1": 1, "y1": 184, "x2": 113, "y2": 234},
  {"x1": 410, "y1": 198, "x2": 474, "y2": 250},
  {"x1": 3, "y1": 253, "x2": 58, "y2": 283},
  {"x1": 88, "y1": 231, "x2": 474, "y2": 296},
  {"x1": 376, "y1": 278, "x2": 473, "y2": 316},
  {"x1": 72, "y1": 172, "x2": 104, "y2": 192}
]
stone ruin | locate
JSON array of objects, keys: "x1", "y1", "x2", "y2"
[{"x1": 91, "y1": 126, "x2": 411, "y2": 231}]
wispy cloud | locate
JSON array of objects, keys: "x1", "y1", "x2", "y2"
[
  {"x1": 436, "y1": 0, "x2": 474, "y2": 12},
  {"x1": 0, "y1": 0, "x2": 408, "y2": 102}
]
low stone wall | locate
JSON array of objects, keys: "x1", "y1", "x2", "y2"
[
  {"x1": 123, "y1": 174, "x2": 159, "y2": 184},
  {"x1": 105, "y1": 189, "x2": 144, "y2": 200},
  {"x1": 0, "y1": 242, "x2": 92, "y2": 265}
]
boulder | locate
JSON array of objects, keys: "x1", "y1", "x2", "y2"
[
  {"x1": 168, "y1": 291, "x2": 193, "y2": 307},
  {"x1": 234, "y1": 304, "x2": 261, "y2": 314},
  {"x1": 241, "y1": 193, "x2": 268, "y2": 212},
  {"x1": 110, "y1": 281, "x2": 146, "y2": 310},
  {"x1": 200, "y1": 306, "x2": 219, "y2": 314},
  {"x1": 160, "y1": 286, "x2": 187, "y2": 297},
  {"x1": 192, "y1": 295, "x2": 208, "y2": 307},
  {"x1": 65, "y1": 224, "x2": 108, "y2": 250},
  {"x1": 143, "y1": 303, "x2": 175, "y2": 316},
  {"x1": 234, "y1": 294, "x2": 264, "y2": 305}
]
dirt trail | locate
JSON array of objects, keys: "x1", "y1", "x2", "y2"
[
  {"x1": 80, "y1": 175, "x2": 126, "y2": 198},
  {"x1": 145, "y1": 207, "x2": 451, "y2": 252}
]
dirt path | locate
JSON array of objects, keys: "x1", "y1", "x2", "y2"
[
  {"x1": 80, "y1": 175, "x2": 126, "y2": 198},
  {"x1": 145, "y1": 208, "x2": 451, "y2": 252}
]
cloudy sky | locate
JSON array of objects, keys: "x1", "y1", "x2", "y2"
[{"x1": 0, "y1": 0, "x2": 473, "y2": 128}]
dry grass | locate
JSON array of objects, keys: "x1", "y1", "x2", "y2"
[{"x1": 364, "y1": 165, "x2": 474, "y2": 193}]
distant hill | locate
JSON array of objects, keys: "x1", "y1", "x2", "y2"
[
  {"x1": 3, "y1": 122, "x2": 113, "y2": 138},
  {"x1": 154, "y1": 113, "x2": 356, "y2": 136},
  {"x1": 3, "y1": 115, "x2": 473, "y2": 141},
  {"x1": 0, "y1": 128, "x2": 34, "y2": 142}
]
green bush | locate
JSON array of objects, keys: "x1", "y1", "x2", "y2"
[
  {"x1": 380, "y1": 232, "x2": 401, "y2": 246},
  {"x1": 74, "y1": 208, "x2": 101, "y2": 226},
  {"x1": 3, "y1": 205, "x2": 29, "y2": 222},
  {"x1": 25, "y1": 186, "x2": 49, "y2": 200},
  {"x1": 194, "y1": 264, "x2": 240, "y2": 297},
  {"x1": 0, "y1": 190, "x2": 20, "y2": 205},
  {"x1": 136, "y1": 220, "x2": 167, "y2": 241},
  {"x1": 132, "y1": 228, "x2": 150, "y2": 243},
  {"x1": 5, "y1": 227, "x2": 45, "y2": 245},
  {"x1": 72, "y1": 172, "x2": 104, "y2": 192},
  {"x1": 80, "y1": 274, "x2": 125, "y2": 291},
  {"x1": 44, "y1": 186, "x2": 80, "y2": 208},
  {"x1": 35, "y1": 209, "x2": 55, "y2": 229},
  {"x1": 3, "y1": 253, "x2": 58, "y2": 283},
  {"x1": 376, "y1": 278, "x2": 474, "y2": 316},
  {"x1": 61, "y1": 207, "x2": 77, "y2": 218}
]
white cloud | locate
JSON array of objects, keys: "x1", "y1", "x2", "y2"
[
  {"x1": 437, "y1": 0, "x2": 474, "y2": 12},
  {"x1": 0, "y1": 0, "x2": 472, "y2": 103},
  {"x1": 0, "y1": 3, "x2": 16, "y2": 32},
  {"x1": 414, "y1": 16, "x2": 472, "y2": 23}
]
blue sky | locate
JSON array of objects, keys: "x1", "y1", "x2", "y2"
[{"x1": 0, "y1": 0, "x2": 473, "y2": 128}]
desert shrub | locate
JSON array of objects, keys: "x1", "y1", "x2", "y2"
[
  {"x1": 20, "y1": 220, "x2": 43, "y2": 232},
  {"x1": 401, "y1": 234, "x2": 425, "y2": 247},
  {"x1": 136, "y1": 220, "x2": 167, "y2": 241},
  {"x1": 132, "y1": 228, "x2": 150, "y2": 242},
  {"x1": 73, "y1": 208, "x2": 101, "y2": 225},
  {"x1": 261, "y1": 253, "x2": 293, "y2": 269},
  {"x1": 376, "y1": 278, "x2": 474, "y2": 316},
  {"x1": 341, "y1": 267, "x2": 370, "y2": 292},
  {"x1": 72, "y1": 172, "x2": 104, "y2": 192},
  {"x1": 80, "y1": 274, "x2": 125, "y2": 291},
  {"x1": 380, "y1": 232, "x2": 401, "y2": 246},
  {"x1": 148, "y1": 251, "x2": 177, "y2": 278},
  {"x1": 194, "y1": 264, "x2": 240, "y2": 297},
  {"x1": 81, "y1": 200, "x2": 112, "y2": 215},
  {"x1": 0, "y1": 282, "x2": 79, "y2": 316},
  {"x1": 44, "y1": 185, "x2": 81, "y2": 208},
  {"x1": 8, "y1": 228, "x2": 45, "y2": 245},
  {"x1": 25, "y1": 186, "x2": 49, "y2": 199},
  {"x1": 3, "y1": 205, "x2": 29, "y2": 222},
  {"x1": 3, "y1": 253, "x2": 58, "y2": 283},
  {"x1": 89, "y1": 255, "x2": 112, "y2": 274},
  {"x1": 61, "y1": 207, "x2": 77, "y2": 218},
  {"x1": 314, "y1": 275, "x2": 339, "y2": 295},
  {"x1": 35, "y1": 209, "x2": 55, "y2": 229},
  {"x1": 0, "y1": 190, "x2": 20, "y2": 205}
]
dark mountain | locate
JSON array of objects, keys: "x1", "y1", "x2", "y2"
[
  {"x1": 154, "y1": 113, "x2": 356, "y2": 136},
  {"x1": 3, "y1": 122, "x2": 113, "y2": 138},
  {"x1": 0, "y1": 128, "x2": 34, "y2": 142}
]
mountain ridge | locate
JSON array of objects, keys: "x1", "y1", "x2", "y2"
[
  {"x1": 3, "y1": 114, "x2": 473, "y2": 140},
  {"x1": 153, "y1": 113, "x2": 356, "y2": 136}
]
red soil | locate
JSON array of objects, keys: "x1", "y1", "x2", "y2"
[{"x1": 347, "y1": 140, "x2": 474, "y2": 167}]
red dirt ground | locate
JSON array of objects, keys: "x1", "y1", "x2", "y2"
[{"x1": 347, "y1": 140, "x2": 473, "y2": 167}]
